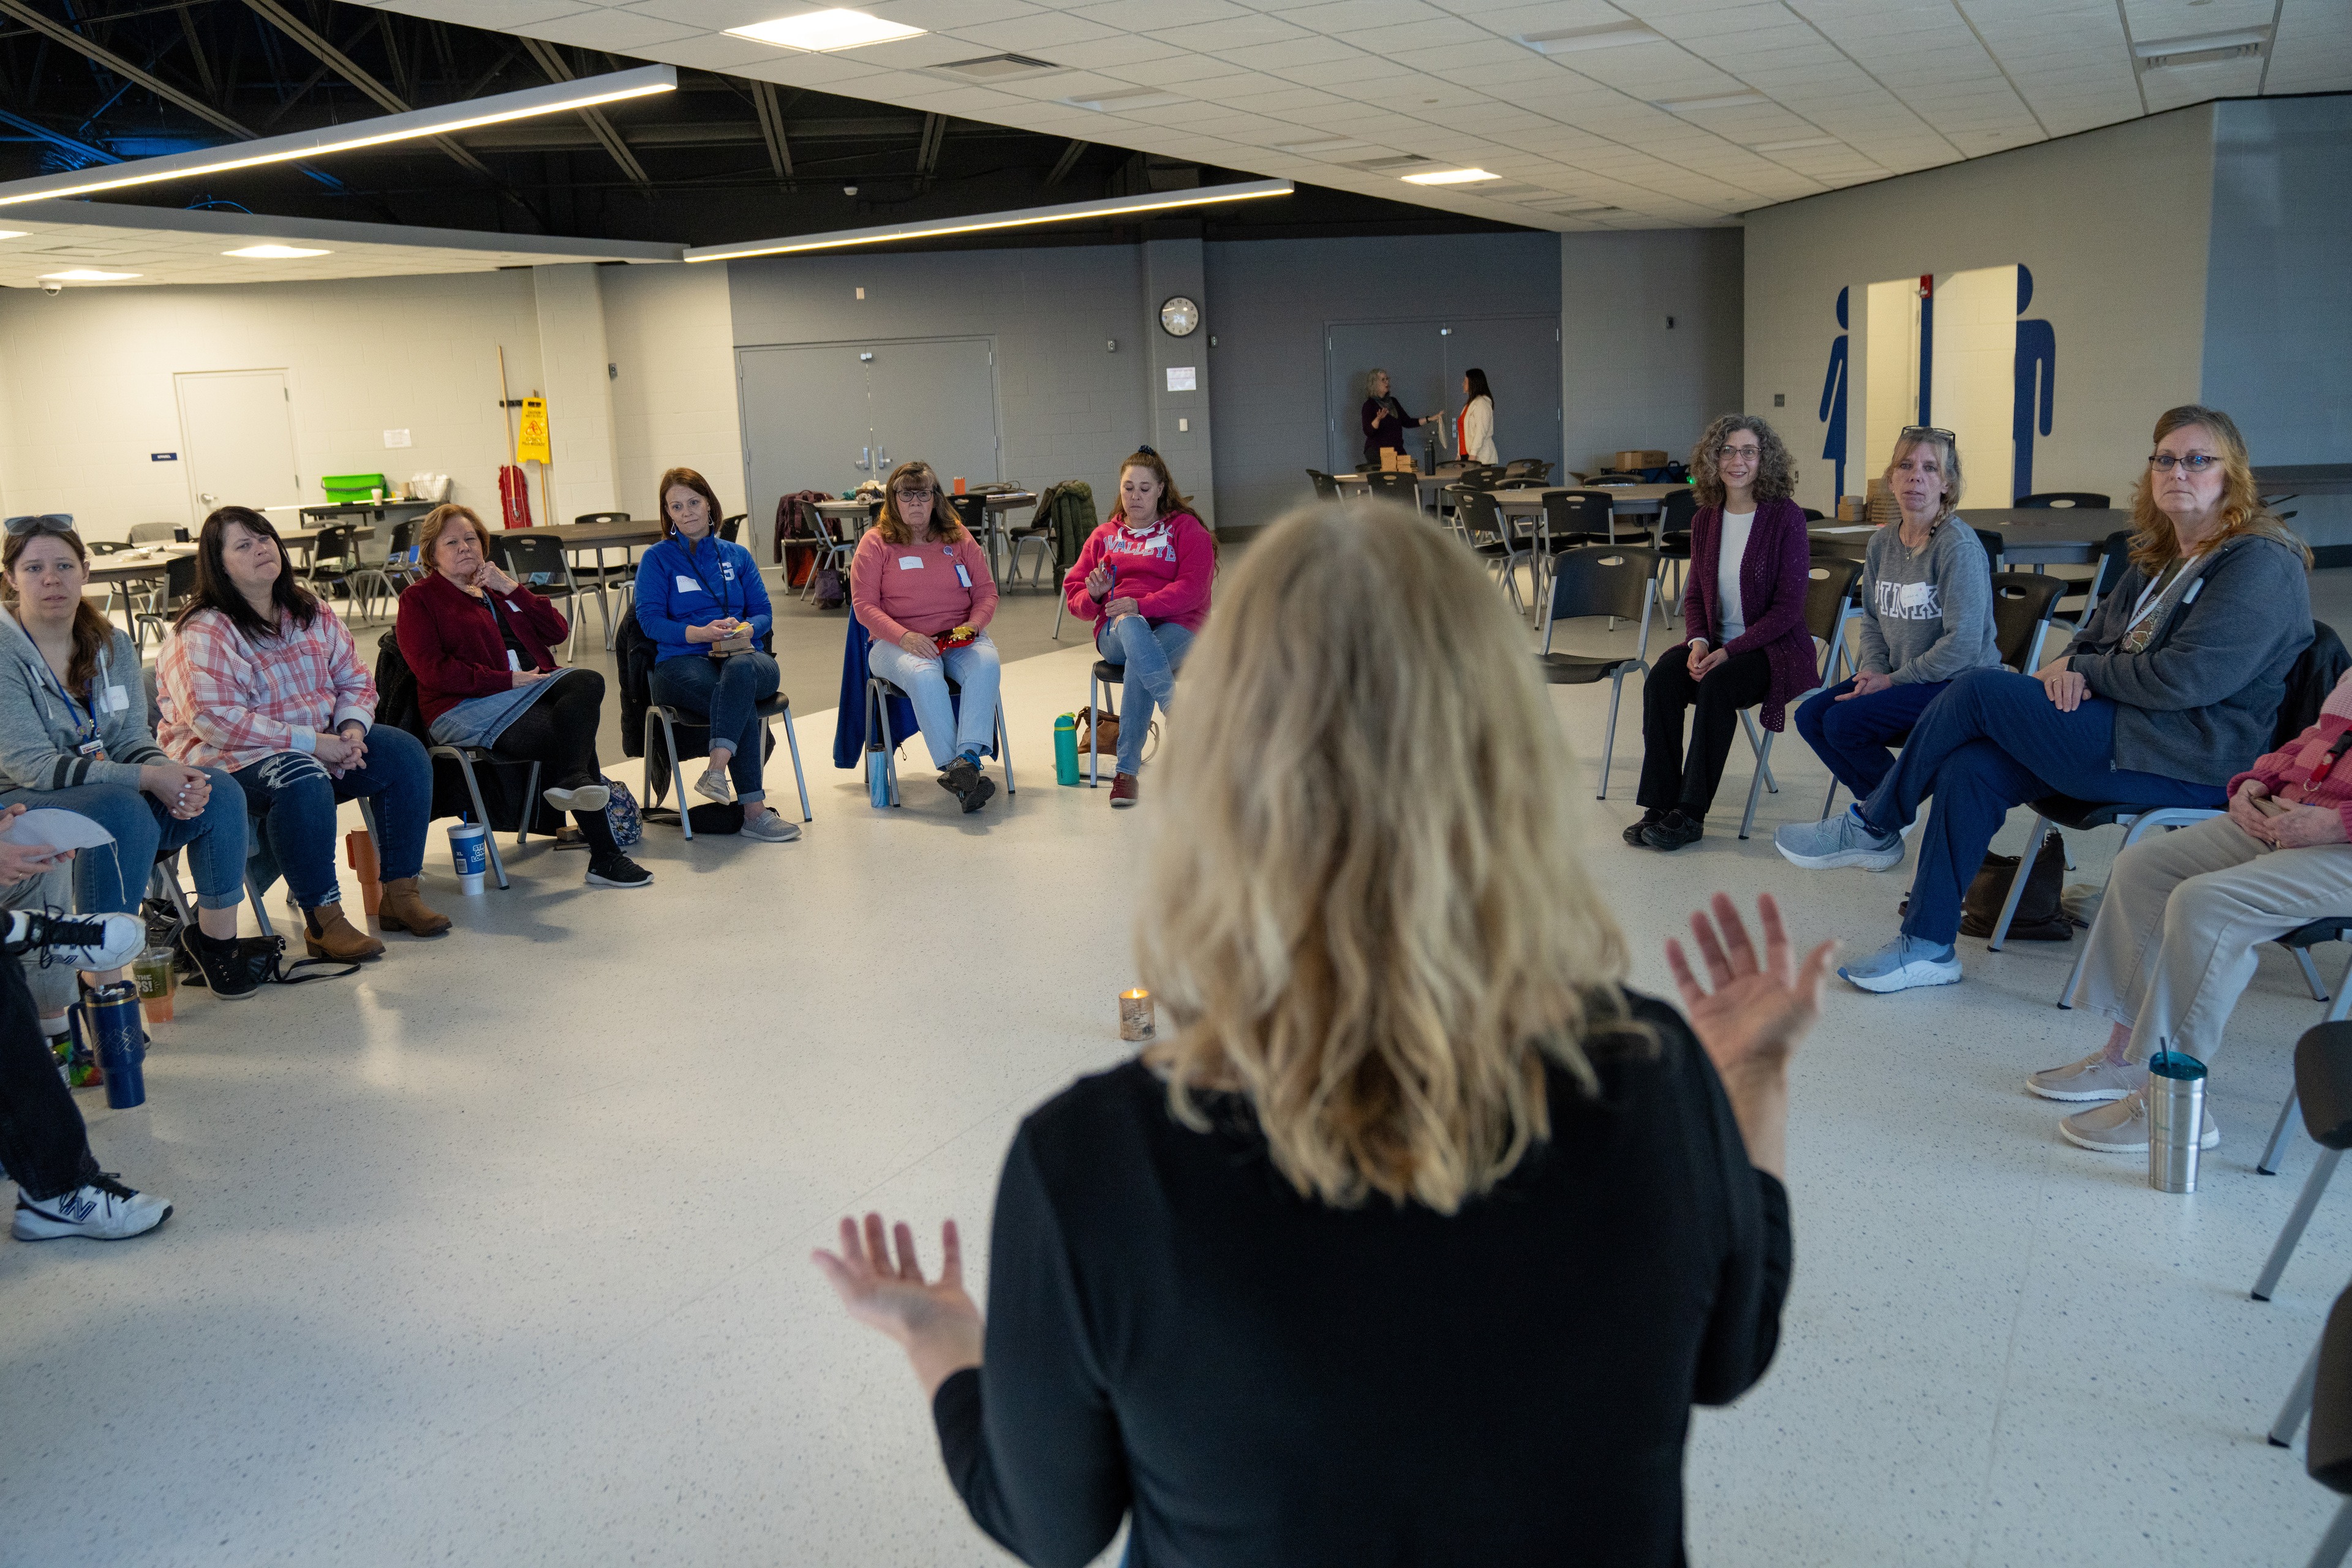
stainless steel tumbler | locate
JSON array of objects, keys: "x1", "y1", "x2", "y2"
[{"x1": 2148, "y1": 1047, "x2": 2207, "y2": 1194}]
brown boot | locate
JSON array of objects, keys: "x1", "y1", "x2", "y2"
[
  {"x1": 377, "y1": 876, "x2": 452, "y2": 938},
  {"x1": 304, "y1": 902, "x2": 386, "y2": 962}
]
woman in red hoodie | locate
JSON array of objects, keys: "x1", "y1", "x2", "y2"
[
  {"x1": 1062, "y1": 448, "x2": 1215, "y2": 807},
  {"x1": 2026, "y1": 666, "x2": 2352, "y2": 1156}
]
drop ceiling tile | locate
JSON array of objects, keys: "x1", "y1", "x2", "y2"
[
  {"x1": 1069, "y1": 0, "x2": 1251, "y2": 24},
  {"x1": 1144, "y1": 13, "x2": 1320, "y2": 49},
  {"x1": 880, "y1": 0, "x2": 1047, "y2": 25},
  {"x1": 372, "y1": 0, "x2": 593, "y2": 22},
  {"x1": 947, "y1": 13, "x2": 1129, "y2": 49},
  {"x1": 1268, "y1": 55, "x2": 1425, "y2": 86},
  {"x1": 519, "y1": 8, "x2": 702, "y2": 47}
]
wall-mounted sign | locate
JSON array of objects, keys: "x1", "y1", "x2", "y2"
[
  {"x1": 1165, "y1": 366, "x2": 1196, "y2": 392},
  {"x1": 151, "y1": 452, "x2": 177, "y2": 461},
  {"x1": 516, "y1": 397, "x2": 551, "y2": 464},
  {"x1": 383, "y1": 428, "x2": 412, "y2": 448}
]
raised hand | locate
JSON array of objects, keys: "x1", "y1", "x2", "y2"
[
  {"x1": 813, "y1": 1213, "x2": 984, "y2": 1398},
  {"x1": 1664, "y1": 893, "x2": 1832, "y2": 1178}
]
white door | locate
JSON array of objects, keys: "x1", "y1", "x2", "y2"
[
  {"x1": 737, "y1": 345, "x2": 875, "y2": 559},
  {"x1": 866, "y1": 337, "x2": 1000, "y2": 491},
  {"x1": 175, "y1": 369, "x2": 300, "y2": 523}
]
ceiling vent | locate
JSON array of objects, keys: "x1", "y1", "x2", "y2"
[
  {"x1": 2134, "y1": 28, "x2": 2266, "y2": 70},
  {"x1": 1341, "y1": 153, "x2": 1432, "y2": 172},
  {"x1": 938, "y1": 54, "x2": 1060, "y2": 81}
]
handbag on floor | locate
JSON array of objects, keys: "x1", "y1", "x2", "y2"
[
  {"x1": 1073, "y1": 704, "x2": 1120, "y2": 760},
  {"x1": 1959, "y1": 832, "x2": 2071, "y2": 940},
  {"x1": 604, "y1": 778, "x2": 643, "y2": 848}
]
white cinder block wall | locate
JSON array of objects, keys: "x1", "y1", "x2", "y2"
[
  {"x1": 601, "y1": 262, "x2": 744, "y2": 527},
  {"x1": 1745, "y1": 105, "x2": 2217, "y2": 516},
  {"x1": 0, "y1": 270, "x2": 548, "y2": 540}
]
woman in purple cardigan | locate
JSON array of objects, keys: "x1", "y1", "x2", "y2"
[{"x1": 1628, "y1": 415, "x2": 1815, "y2": 850}]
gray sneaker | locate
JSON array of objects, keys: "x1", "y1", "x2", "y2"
[
  {"x1": 1838, "y1": 933, "x2": 1961, "y2": 993},
  {"x1": 2059, "y1": 1085, "x2": 2219, "y2": 1153},
  {"x1": 1775, "y1": 807, "x2": 1904, "y2": 872},
  {"x1": 2027, "y1": 1050, "x2": 2147, "y2": 1102},
  {"x1": 694, "y1": 767, "x2": 734, "y2": 805},
  {"x1": 738, "y1": 808, "x2": 801, "y2": 843}
]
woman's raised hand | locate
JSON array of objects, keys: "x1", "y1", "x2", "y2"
[
  {"x1": 1665, "y1": 893, "x2": 1831, "y2": 1178},
  {"x1": 813, "y1": 1214, "x2": 984, "y2": 1398}
]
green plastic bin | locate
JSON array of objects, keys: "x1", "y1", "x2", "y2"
[{"x1": 320, "y1": 473, "x2": 389, "y2": 503}]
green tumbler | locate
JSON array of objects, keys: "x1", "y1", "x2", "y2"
[{"x1": 1054, "y1": 714, "x2": 1080, "y2": 786}]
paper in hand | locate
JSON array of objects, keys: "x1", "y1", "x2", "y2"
[{"x1": 0, "y1": 809, "x2": 117, "y2": 851}]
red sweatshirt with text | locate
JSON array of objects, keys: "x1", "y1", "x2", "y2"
[{"x1": 1060, "y1": 512, "x2": 1215, "y2": 639}]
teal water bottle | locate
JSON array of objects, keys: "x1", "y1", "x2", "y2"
[
  {"x1": 1054, "y1": 714, "x2": 1080, "y2": 785},
  {"x1": 867, "y1": 742, "x2": 891, "y2": 807}
]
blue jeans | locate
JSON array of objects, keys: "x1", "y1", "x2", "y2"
[
  {"x1": 1857, "y1": 668, "x2": 2225, "y2": 944},
  {"x1": 1099, "y1": 617, "x2": 1194, "y2": 775},
  {"x1": 1793, "y1": 677, "x2": 1948, "y2": 801},
  {"x1": 0, "y1": 775, "x2": 246, "y2": 915},
  {"x1": 232, "y1": 727, "x2": 434, "y2": 910},
  {"x1": 650, "y1": 650, "x2": 780, "y2": 803},
  {"x1": 866, "y1": 633, "x2": 1002, "y2": 769}
]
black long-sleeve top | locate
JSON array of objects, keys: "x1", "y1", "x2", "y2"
[
  {"x1": 933, "y1": 992, "x2": 1792, "y2": 1568},
  {"x1": 1361, "y1": 395, "x2": 1430, "y2": 462}
]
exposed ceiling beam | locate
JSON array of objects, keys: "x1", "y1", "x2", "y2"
[
  {"x1": 519, "y1": 36, "x2": 648, "y2": 186},
  {"x1": 751, "y1": 79, "x2": 792, "y2": 178},
  {"x1": 174, "y1": 3, "x2": 216, "y2": 102},
  {"x1": 0, "y1": 0, "x2": 250, "y2": 141},
  {"x1": 239, "y1": 0, "x2": 494, "y2": 179},
  {"x1": 914, "y1": 111, "x2": 944, "y2": 176},
  {"x1": 0, "y1": 107, "x2": 121, "y2": 167},
  {"x1": 1044, "y1": 138, "x2": 1088, "y2": 188}
]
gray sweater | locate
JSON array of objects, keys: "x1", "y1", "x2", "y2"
[
  {"x1": 0, "y1": 608, "x2": 168, "y2": 791},
  {"x1": 1855, "y1": 521, "x2": 2000, "y2": 684},
  {"x1": 2063, "y1": 530, "x2": 2312, "y2": 786}
]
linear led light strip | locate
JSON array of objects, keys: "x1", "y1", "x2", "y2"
[
  {"x1": 685, "y1": 179, "x2": 1294, "y2": 263},
  {"x1": 0, "y1": 64, "x2": 676, "y2": 208}
]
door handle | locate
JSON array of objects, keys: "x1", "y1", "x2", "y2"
[
  {"x1": 199, "y1": 492, "x2": 217, "y2": 503},
  {"x1": 875, "y1": 448, "x2": 890, "y2": 469},
  {"x1": 856, "y1": 448, "x2": 870, "y2": 470}
]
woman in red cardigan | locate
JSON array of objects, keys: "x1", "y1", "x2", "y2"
[
  {"x1": 394, "y1": 505, "x2": 649, "y2": 889},
  {"x1": 1627, "y1": 416, "x2": 1816, "y2": 851}
]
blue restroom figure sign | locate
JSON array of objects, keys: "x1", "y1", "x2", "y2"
[
  {"x1": 2013, "y1": 266, "x2": 2056, "y2": 502},
  {"x1": 1819, "y1": 287, "x2": 1850, "y2": 503}
]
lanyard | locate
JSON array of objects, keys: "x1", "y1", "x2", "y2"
[
  {"x1": 37, "y1": 658, "x2": 96, "y2": 746},
  {"x1": 943, "y1": 544, "x2": 971, "y2": 590},
  {"x1": 2124, "y1": 562, "x2": 2184, "y2": 636},
  {"x1": 2310, "y1": 730, "x2": 2352, "y2": 788},
  {"x1": 683, "y1": 538, "x2": 734, "y2": 620}
]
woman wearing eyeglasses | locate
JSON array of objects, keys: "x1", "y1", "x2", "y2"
[
  {"x1": 1626, "y1": 415, "x2": 1815, "y2": 851},
  {"x1": 1789, "y1": 428, "x2": 1999, "y2": 802},
  {"x1": 1776, "y1": 405, "x2": 2313, "y2": 995},
  {"x1": 1360, "y1": 369, "x2": 1436, "y2": 468}
]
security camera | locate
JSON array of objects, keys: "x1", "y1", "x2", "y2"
[
  {"x1": 843, "y1": 185, "x2": 858, "y2": 196},
  {"x1": 39, "y1": 281, "x2": 61, "y2": 296}
]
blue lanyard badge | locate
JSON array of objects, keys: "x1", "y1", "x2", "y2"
[
  {"x1": 947, "y1": 546, "x2": 971, "y2": 589},
  {"x1": 44, "y1": 667, "x2": 97, "y2": 751}
]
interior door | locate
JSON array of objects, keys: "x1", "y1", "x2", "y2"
[
  {"x1": 1441, "y1": 316, "x2": 1564, "y2": 474},
  {"x1": 866, "y1": 337, "x2": 999, "y2": 489},
  {"x1": 1326, "y1": 323, "x2": 1446, "y2": 472},
  {"x1": 737, "y1": 343, "x2": 873, "y2": 559},
  {"x1": 174, "y1": 369, "x2": 299, "y2": 521}
]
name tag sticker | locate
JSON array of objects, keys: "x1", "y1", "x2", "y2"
[
  {"x1": 99, "y1": 684, "x2": 129, "y2": 713},
  {"x1": 899, "y1": 555, "x2": 924, "y2": 570},
  {"x1": 508, "y1": 650, "x2": 522, "y2": 671},
  {"x1": 955, "y1": 563, "x2": 972, "y2": 589},
  {"x1": 676, "y1": 575, "x2": 703, "y2": 594},
  {"x1": 1898, "y1": 582, "x2": 1932, "y2": 609}
]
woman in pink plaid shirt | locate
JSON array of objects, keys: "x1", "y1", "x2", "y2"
[{"x1": 157, "y1": 507, "x2": 447, "y2": 963}]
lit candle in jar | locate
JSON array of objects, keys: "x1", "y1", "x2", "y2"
[{"x1": 1119, "y1": 988, "x2": 1156, "y2": 1042}]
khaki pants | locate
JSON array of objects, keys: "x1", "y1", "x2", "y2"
[{"x1": 2071, "y1": 814, "x2": 2352, "y2": 1066}]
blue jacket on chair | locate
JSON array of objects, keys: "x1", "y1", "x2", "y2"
[{"x1": 834, "y1": 615, "x2": 918, "y2": 769}]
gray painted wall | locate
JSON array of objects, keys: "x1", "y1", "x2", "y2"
[
  {"x1": 1561, "y1": 229, "x2": 1744, "y2": 475},
  {"x1": 1203, "y1": 232, "x2": 1562, "y2": 529},
  {"x1": 1744, "y1": 105, "x2": 2216, "y2": 514},
  {"x1": 2204, "y1": 96, "x2": 2352, "y2": 547}
]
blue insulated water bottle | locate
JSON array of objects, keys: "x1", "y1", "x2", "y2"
[
  {"x1": 73, "y1": 981, "x2": 148, "y2": 1110},
  {"x1": 868, "y1": 744, "x2": 891, "y2": 807}
]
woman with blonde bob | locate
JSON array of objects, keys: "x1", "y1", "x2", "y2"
[{"x1": 816, "y1": 503, "x2": 1826, "y2": 1566}]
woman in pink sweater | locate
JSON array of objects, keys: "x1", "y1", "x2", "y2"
[
  {"x1": 851, "y1": 460, "x2": 1003, "y2": 813},
  {"x1": 1060, "y1": 447, "x2": 1215, "y2": 807},
  {"x1": 2025, "y1": 666, "x2": 2352, "y2": 1155}
]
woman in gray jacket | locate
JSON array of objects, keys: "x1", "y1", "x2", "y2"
[
  {"x1": 1791, "y1": 427, "x2": 1999, "y2": 803},
  {"x1": 1776, "y1": 406, "x2": 2313, "y2": 994},
  {"x1": 0, "y1": 519, "x2": 252, "y2": 998}
]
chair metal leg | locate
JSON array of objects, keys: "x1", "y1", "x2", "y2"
[
  {"x1": 780, "y1": 704, "x2": 813, "y2": 821},
  {"x1": 2299, "y1": 948, "x2": 2333, "y2": 1003},
  {"x1": 1597, "y1": 671, "x2": 1625, "y2": 800},
  {"x1": 867, "y1": 679, "x2": 902, "y2": 807},
  {"x1": 647, "y1": 708, "x2": 693, "y2": 841},
  {"x1": 1738, "y1": 731, "x2": 1775, "y2": 840},
  {"x1": 1087, "y1": 671, "x2": 1102, "y2": 788},
  {"x1": 2307, "y1": 1496, "x2": 2352, "y2": 1568},
  {"x1": 2274, "y1": 1333, "x2": 2324, "y2": 1446},
  {"x1": 518, "y1": 761, "x2": 540, "y2": 847},
  {"x1": 1052, "y1": 591, "x2": 1067, "y2": 641},
  {"x1": 997, "y1": 699, "x2": 1016, "y2": 794},
  {"x1": 245, "y1": 865, "x2": 278, "y2": 943},
  {"x1": 1738, "y1": 710, "x2": 1778, "y2": 794},
  {"x1": 1989, "y1": 815, "x2": 2054, "y2": 954},
  {"x1": 2253, "y1": 1146, "x2": 2343, "y2": 1301},
  {"x1": 2264, "y1": 1089, "x2": 2304, "y2": 1175},
  {"x1": 443, "y1": 750, "x2": 510, "y2": 890},
  {"x1": 1821, "y1": 776, "x2": 1841, "y2": 821}
]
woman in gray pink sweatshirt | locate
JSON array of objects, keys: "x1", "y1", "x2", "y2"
[
  {"x1": 1060, "y1": 448, "x2": 1215, "y2": 807},
  {"x1": 851, "y1": 460, "x2": 1003, "y2": 813}
]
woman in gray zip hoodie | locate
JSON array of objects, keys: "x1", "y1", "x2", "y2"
[{"x1": 0, "y1": 522, "x2": 253, "y2": 998}]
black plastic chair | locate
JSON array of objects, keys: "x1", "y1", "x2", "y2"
[
  {"x1": 1306, "y1": 469, "x2": 1343, "y2": 503},
  {"x1": 1537, "y1": 546, "x2": 1659, "y2": 799},
  {"x1": 1364, "y1": 470, "x2": 1420, "y2": 508},
  {"x1": 1504, "y1": 458, "x2": 1553, "y2": 483},
  {"x1": 1738, "y1": 559, "x2": 1861, "y2": 840},
  {"x1": 306, "y1": 523, "x2": 361, "y2": 603},
  {"x1": 1972, "y1": 526, "x2": 2006, "y2": 578},
  {"x1": 1585, "y1": 472, "x2": 1640, "y2": 487},
  {"x1": 2256, "y1": 1024, "x2": 2352, "y2": 1463},
  {"x1": 2050, "y1": 529, "x2": 2135, "y2": 636},
  {"x1": 495, "y1": 532, "x2": 587, "y2": 663},
  {"x1": 1655, "y1": 488, "x2": 1698, "y2": 618},
  {"x1": 132, "y1": 554, "x2": 198, "y2": 649},
  {"x1": 718, "y1": 513, "x2": 743, "y2": 543},
  {"x1": 2296, "y1": 1275, "x2": 2352, "y2": 1564},
  {"x1": 1452, "y1": 488, "x2": 1527, "y2": 615},
  {"x1": 2016, "y1": 491, "x2": 2111, "y2": 509}
]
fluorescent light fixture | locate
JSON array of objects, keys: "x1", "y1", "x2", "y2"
[
  {"x1": 1654, "y1": 91, "x2": 1768, "y2": 112},
  {"x1": 1400, "y1": 168, "x2": 1497, "y2": 185},
  {"x1": 726, "y1": 9, "x2": 925, "y2": 51},
  {"x1": 40, "y1": 269, "x2": 139, "y2": 281},
  {"x1": 685, "y1": 178, "x2": 1293, "y2": 263},
  {"x1": 1270, "y1": 137, "x2": 1362, "y2": 152},
  {"x1": 2133, "y1": 26, "x2": 2266, "y2": 58},
  {"x1": 1748, "y1": 137, "x2": 1842, "y2": 152},
  {"x1": 1519, "y1": 21, "x2": 1662, "y2": 54},
  {"x1": 0, "y1": 230, "x2": 24, "y2": 241},
  {"x1": 224, "y1": 244, "x2": 331, "y2": 258},
  {"x1": 0, "y1": 64, "x2": 676, "y2": 209},
  {"x1": 1061, "y1": 87, "x2": 1186, "y2": 112}
]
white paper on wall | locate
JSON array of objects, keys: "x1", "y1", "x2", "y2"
[{"x1": 1165, "y1": 367, "x2": 1196, "y2": 391}]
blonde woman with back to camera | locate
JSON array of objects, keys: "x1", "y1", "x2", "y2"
[{"x1": 816, "y1": 504, "x2": 1828, "y2": 1565}]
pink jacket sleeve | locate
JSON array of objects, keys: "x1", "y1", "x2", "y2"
[
  {"x1": 1061, "y1": 526, "x2": 1112, "y2": 626},
  {"x1": 1128, "y1": 517, "x2": 1215, "y2": 623},
  {"x1": 958, "y1": 535, "x2": 1000, "y2": 632},
  {"x1": 850, "y1": 531, "x2": 910, "y2": 646}
]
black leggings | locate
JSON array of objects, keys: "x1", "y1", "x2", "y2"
[
  {"x1": 491, "y1": 670, "x2": 616, "y2": 855},
  {"x1": 0, "y1": 950, "x2": 98, "y2": 1201}
]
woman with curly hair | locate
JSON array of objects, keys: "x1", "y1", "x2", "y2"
[
  {"x1": 1627, "y1": 414, "x2": 1815, "y2": 851},
  {"x1": 1777, "y1": 405, "x2": 2313, "y2": 997}
]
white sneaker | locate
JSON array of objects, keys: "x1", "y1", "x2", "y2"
[
  {"x1": 2026, "y1": 1051, "x2": 2147, "y2": 1102},
  {"x1": 1, "y1": 910, "x2": 145, "y2": 971},
  {"x1": 543, "y1": 781, "x2": 611, "y2": 813},
  {"x1": 2059, "y1": 1086, "x2": 2220, "y2": 1153},
  {"x1": 13, "y1": 1176, "x2": 172, "y2": 1241},
  {"x1": 738, "y1": 809, "x2": 801, "y2": 843},
  {"x1": 1775, "y1": 807, "x2": 1905, "y2": 872},
  {"x1": 1838, "y1": 933, "x2": 1962, "y2": 993},
  {"x1": 693, "y1": 767, "x2": 734, "y2": 805}
]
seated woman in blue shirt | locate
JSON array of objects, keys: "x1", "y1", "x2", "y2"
[{"x1": 631, "y1": 468, "x2": 797, "y2": 844}]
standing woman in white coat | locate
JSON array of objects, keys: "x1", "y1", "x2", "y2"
[{"x1": 1457, "y1": 368, "x2": 1498, "y2": 466}]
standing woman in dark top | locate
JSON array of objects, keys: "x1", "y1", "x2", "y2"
[
  {"x1": 815, "y1": 504, "x2": 1827, "y2": 1567},
  {"x1": 1359, "y1": 368, "x2": 1434, "y2": 468}
]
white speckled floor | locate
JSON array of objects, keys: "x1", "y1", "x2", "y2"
[{"x1": 1, "y1": 577, "x2": 2343, "y2": 1566}]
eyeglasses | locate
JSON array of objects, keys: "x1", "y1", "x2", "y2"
[
  {"x1": 2149, "y1": 453, "x2": 2219, "y2": 473},
  {"x1": 895, "y1": 488, "x2": 935, "y2": 503},
  {"x1": 2, "y1": 514, "x2": 72, "y2": 537},
  {"x1": 1900, "y1": 426, "x2": 1955, "y2": 442},
  {"x1": 1715, "y1": 445, "x2": 1762, "y2": 461}
]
